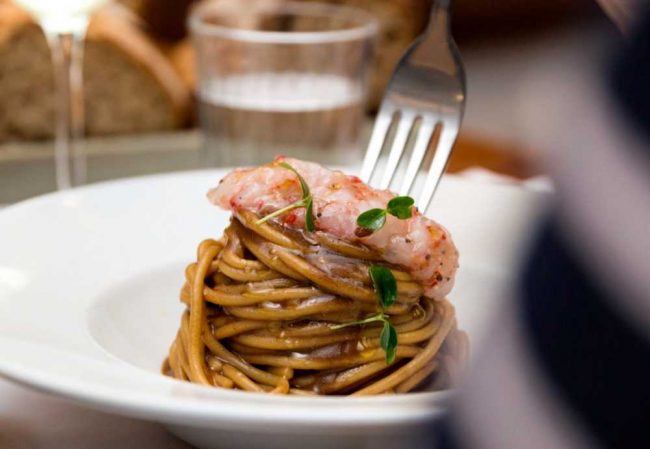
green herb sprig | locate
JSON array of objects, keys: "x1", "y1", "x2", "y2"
[
  {"x1": 356, "y1": 196, "x2": 415, "y2": 235},
  {"x1": 255, "y1": 161, "x2": 315, "y2": 232},
  {"x1": 330, "y1": 265, "x2": 398, "y2": 364}
]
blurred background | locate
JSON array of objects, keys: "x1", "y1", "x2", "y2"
[{"x1": 0, "y1": 0, "x2": 608, "y2": 203}]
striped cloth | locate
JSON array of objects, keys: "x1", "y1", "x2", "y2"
[{"x1": 435, "y1": 7, "x2": 650, "y2": 449}]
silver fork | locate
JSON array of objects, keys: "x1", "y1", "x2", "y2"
[{"x1": 360, "y1": 0, "x2": 466, "y2": 212}]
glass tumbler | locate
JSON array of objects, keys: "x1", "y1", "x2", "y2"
[{"x1": 190, "y1": 1, "x2": 378, "y2": 167}]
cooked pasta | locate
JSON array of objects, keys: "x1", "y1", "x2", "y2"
[{"x1": 163, "y1": 210, "x2": 468, "y2": 395}]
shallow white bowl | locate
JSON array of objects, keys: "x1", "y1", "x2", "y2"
[{"x1": 0, "y1": 170, "x2": 547, "y2": 449}]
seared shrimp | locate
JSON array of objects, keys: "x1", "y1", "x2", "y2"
[{"x1": 208, "y1": 157, "x2": 459, "y2": 299}]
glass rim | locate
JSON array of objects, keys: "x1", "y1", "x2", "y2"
[{"x1": 189, "y1": 1, "x2": 379, "y2": 44}]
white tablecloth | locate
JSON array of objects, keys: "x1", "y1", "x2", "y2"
[{"x1": 0, "y1": 378, "x2": 192, "y2": 449}]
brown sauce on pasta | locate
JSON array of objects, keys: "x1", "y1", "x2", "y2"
[{"x1": 162, "y1": 210, "x2": 468, "y2": 395}]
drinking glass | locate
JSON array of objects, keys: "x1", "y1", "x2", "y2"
[
  {"x1": 190, "y1": 1, "x2": 378, "y2": 167},
  {"x1": 13, "y1": 0, "x2": 108, "y2": 189}
]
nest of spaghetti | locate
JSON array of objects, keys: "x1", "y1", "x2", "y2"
[{"x1": 163, "y1": 210, "x2": 468, "y2": 395}]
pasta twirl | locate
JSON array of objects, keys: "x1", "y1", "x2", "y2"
[{"x1": 163, "y1": 211, "x2": 468, "y2": 395}]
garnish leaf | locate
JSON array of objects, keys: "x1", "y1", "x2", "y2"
[
  {"x1": 380, "y1": 320, "x2": 398, "y2": 365},
  {"x1": 369, "y1": 265, "x2": 397, "y2": 309},
  {"x1": 255, "y1": 200, "x2": 304, "y2": 225},
  {"x1": 329, "y1": 264, "x2": 398, "y2": 364},
  {"x1": 355, "y1": 195, "x2": 414, "y2": 235},
  {"x1": 329, "y1": 313, "x2": 398, "y2": 365},
  {"x1": 329, "y1": 313, "x2": 385, "y2": 330},
  {"x1": 356, "y1": 208, "x2": 386, "y2": 231},
  {"x1": 255, "y1": 161, "x2": 315, "y2": 232},
  {"x1": 305, "y1": 197, "x2": 315, "y2": 232},
  {"x1": 277, "y1": 161, "x2": 310, "y2": 198},
  {"x1": 386, "y1": 196, "x2": 414, "y2": 219}
]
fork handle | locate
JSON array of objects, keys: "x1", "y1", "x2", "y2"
[
  {"x1": 434, "y1": 0, "x2": 451, "y2": 9},
  {"x1": 427, "y1": 0, "x2": 451, "y2": 35}
]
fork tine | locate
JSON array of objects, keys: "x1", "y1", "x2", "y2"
[
  {"x1": 379, "y1": 112, "x2": 416, "y2": 190},
  {"x1": 398, "y1": 116, "x2": 437, "y2": 196},
  {"x1": 417, "y1": 121, "x2": 459, "y2": 213},
  {"x1": 360, "y1": 105, "x2": 395, "y2": 183}
]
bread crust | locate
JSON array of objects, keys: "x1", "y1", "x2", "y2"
[
  {"x1": 87, "y1": 11, "x2": 191, "y2": 128},
  {"x1": 0, "y1": 2, "x2": 33, "y2": 44},
  {"x1": 0, "y1": 2, "x2": 54, "y2": 140}
]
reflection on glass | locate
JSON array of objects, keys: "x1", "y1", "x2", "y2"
[{"x1": 13, "y1": 0, "x2": 109, "y2": 189}]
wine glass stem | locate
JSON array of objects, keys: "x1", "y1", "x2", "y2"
[{"x1": 46, "y1": 30, "x2": 86, "y2": 190}]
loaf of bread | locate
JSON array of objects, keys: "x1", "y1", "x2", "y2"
[
  {"x1": 84, "y1": 9, "x2": 191, "y2": 135},
  {"x1": 0, "y1": 2, "x2": 191, "y2": 141},
  {"x1": 0, "y1": 4, "x2": 55, "y2": 141}
]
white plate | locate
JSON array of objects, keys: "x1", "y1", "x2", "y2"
[{"x1": 0, "y1": 170, "x2": 548, "y2": 449}]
